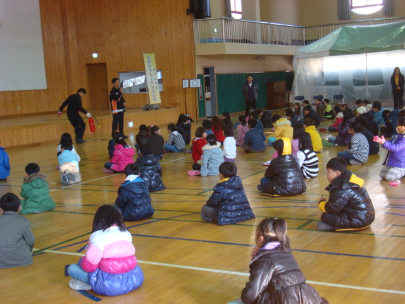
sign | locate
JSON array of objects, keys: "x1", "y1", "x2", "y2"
[
  {"x1": 182, "y1": 79, "x2": 189, "y2": 88},
  {"x1": 190, "y1": 79, "x2": 201, "y2": 88},
  {"x1": 143, "y1": 53, "x2": 161, "y2": 105}
]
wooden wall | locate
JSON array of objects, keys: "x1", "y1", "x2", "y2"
[{"x1": 0, "y1": 0, "x2": 197, "y2": 118}]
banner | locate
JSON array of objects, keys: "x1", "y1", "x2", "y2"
[{"x1": 143, "y1": 53, "x2": 161, "y2": 105}]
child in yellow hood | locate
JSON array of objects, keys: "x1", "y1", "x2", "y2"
[{"x1": 267, "y1": 115, "x2": 293, "y2": 145}]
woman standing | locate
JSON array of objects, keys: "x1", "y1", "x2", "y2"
[{"x1": 391, "y1": 67, "x2": 404, "y2": 110}]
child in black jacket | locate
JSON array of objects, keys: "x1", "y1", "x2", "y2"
[{"x1": 136, "y1": 144, "x2": 166, "y2": 192}]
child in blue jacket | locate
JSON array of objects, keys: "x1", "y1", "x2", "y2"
[{"x1": 0, "y1": 147, "x2": 10, "y2": 182}]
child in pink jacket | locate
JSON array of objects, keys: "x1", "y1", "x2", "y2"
[{"x1": 104, "y1": 136, "x2": 135, "y2": 172}]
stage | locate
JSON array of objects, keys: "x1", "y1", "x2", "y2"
[{"x1": 0, "y1": 108, "x2": 181, "y2": 148}]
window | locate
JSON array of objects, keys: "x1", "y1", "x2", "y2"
[
  {"x1": 230, "y1": 0, "x2": 242, "y2": 19},
  {"x1": 351, "y1": 0, "x2": 383, "y2": 15}
]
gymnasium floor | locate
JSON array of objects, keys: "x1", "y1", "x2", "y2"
[{"x1": 0, "y1": 118, "x2": 404, "y2": 304}]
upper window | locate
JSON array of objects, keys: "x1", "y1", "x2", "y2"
[
  {"x1": 351, "y1": 0, "x2": 383, "y2": 15},
  {"x1": 230, "y1": 0, "x2": 242, "y2": 19}
]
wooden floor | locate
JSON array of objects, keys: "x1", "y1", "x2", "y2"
[{"x1": 0, "y1": 116, "x2": 404, "y2": 304}]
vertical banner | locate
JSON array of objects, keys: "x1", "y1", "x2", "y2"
[{"x1": 143, "y1": 53, "x2": 161, "y2": 105}]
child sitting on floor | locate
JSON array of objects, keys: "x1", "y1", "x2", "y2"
[
  {"x1": 176, "y1": 114, "x2": 192, "y2": 146},
  {"x1": 238, "y1": 218, "x2": 328, "y2": 304},
  {"x1": 189, "y1": 127, "x2": 207, "y2": 174},
  {"x1": 323, "y1": 99, "x2": 335, "y2": 120},
  {"x1": 223, "y1": 125, "x2": 236, "y2": 163},
  {"x1": 115, "y1": 163, "x2": 154, "y2": 221},
  {"x1": 297, "y1": 132, "x2": 319, "y2": 179},
  {"x1": 58, "y1": 142, "x2": 81, "y2": 185},
  {"x1": 0, "y1": 193, "x2": 35, "y2": 268},
  {"x1": 202, "y1": 119, "x2": 214, "y2": 136},
  {"x1": 147, "y1": 125, "x2": 165, "y2": 158},
  {"x1": 0, "y1": 144, "x2": 10, "y2": 182},
  {"x1": 374, "y1": 117, "x2": 405, "y2": 182},
  {"x1": 258, "y1": 138, "x2": 306, "y2": 196},
  {"x1": 104, "y1": 136, "x2": 135, "y2": 173},
  {"x1": 135, "y1": 124, "x2": 149, "y2": 154},
  {"x1": 211, "y1": 116, "x2": 225, "y2": 144},
  {"x1": 267, "y1": 115, "x2": 293, "y2": 144},
  {"x1": 317, "y1": 157, "x2": 375, "y2": 232},
  {"x1": 242, "y1": 119, "x2": 267, "y2": 153},
  {"x1": 327, "y1": 109, "x2": 355, "y2": 146},
  {"x1": 303, "y1": 118, "x2": 323, "y2": 153},
  {"x1": 249, "y1": 111, "x2": 264, "y2": 133},
  {"x1": 199, "y1": 134, "x2": 224, "y2": 177},
  {"x1": 20, "y1": 163, "x2": 55, "y2": 214},
  {"x1": 164, "y1": 123, "x2": 186, "y2": 153},
  {"x1": 57, "y1": 133, "x2": 81, "y2": 161},
  {"x1": 200, "y1": 162, "x2": 255, "y2": 225},
  {"x1": 322, "y1": 105, "x2": 343, "y2": 132},
  {"x1": 136, "y1": 144, "x2": 166, "y2": 192},
  {"x1": 108, "y1": 131, "x2": 121, "y2": 159},
  {"x1": 337, "y1": 120, "x2": 369, "y2": 165},
  {"x1": 355, "y1": 116, "x2": 379, "y2": 155},
  {"x1": 236, "y1": 115, "x2": 249, "y2": 146},
  {"x1": 221, "y1": 111, "x2": 234, "y2": 130}
]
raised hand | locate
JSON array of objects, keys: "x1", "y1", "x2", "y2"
[{"x1": 373, "y1": 135, "x2": 385, "y2": 144}]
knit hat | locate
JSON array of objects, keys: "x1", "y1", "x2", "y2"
[{"x1": 356, "y1": 106, "x2": 367, "y2": 114}]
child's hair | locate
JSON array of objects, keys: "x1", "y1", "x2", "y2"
[
  {"x1": 372, "y1": 101, "x2": 382, "y2": 110},
  {"x1": 356, "y1": 99, "x2": 363, "y2": 106},
  {"x1": 177, "y1": 114, "x2": 188, "y2": 124},
  {"x1": 124, "y1": 163, "x2": 140, "y2": 176},
  {"x1": 271, "y1": 114, "x2": 281, "y2": 124},
  {"x1": 349, "y1": 120, "x2": 364, "y2": 133},
  {"x1": 219, "y1": 162, "x2": 237, "y2": 178},
  {"x1": 59, "y1": 133, "x2": 73, "y2": 145},
  {"x1": 342, "y1": 109, "x2": 354, "y2": 124},
  {"x1": 0, "y1": 193, "x2": 21, "y2": 212},
  {"x1": 323, "y1": 99, "x2": 330, "y2": 104},
  {"x1": 256, "y1": 109, "x2": 263, "y2": 116},
  {"x1": 382, "y1": 110, "x2": 391, "y2": 119},
  {"x1": 223, "y1": 125, "x2": 233, "y2": 137},
  {"x1": 140, "y1": 144, "x2": 153, "y2": 156},
  {"x1": 211, "y1": 116, "x2": 224, "y2": 132},
  {"x1": 398, "y1": 117, "x2": 405, "y2": 127},
  {"x1": 115, "y1": 135, "x2": 127, "y2": 146},
  {"x1": 149, "y1": 125, "x2": 160, "y2": 136},
  {"x1": 25, "y1": 163, "x2": 40, "y2": 175},
  {"x1": 112, "y1": 130, "x2": 121, "y2": 140},
  {"x1": 202, "y1": 119, "x2": 211, "y2": 130},
  {"x1": 303, "y1": 118, "x2": 315, "y2": 127},
  {"x1": 333, "y1": 105, "x2": 341, "y2": 115},
  {"x1": 167, "y1": 123, "x2": 177, "y2": 132},
  {"x1": 355, "y1": 115, "x2": 368, "y2": 127},
  {"x1": 272, "y1": 139, "x2": 284, "y2": 155},
  {"x1": 139, "y1": 124, "x2": 147, "y2": 131},
  {"x1": 293, "y1": 124, "x2": 305, "y2": 140},
  {"x1": 256, "y1": 218, "x2": 290, "y2": 250},
  {"x1": 302, "y1": 100, "x2": 310, "y2": 106},
  {"x1": 326, "y1": 157, "x2": 348, "y2": 172},
  {"x1": 249, "y1": 111, "x2": 259, "y2": 119},
  {"x1": 195, "y1": 127, "x2": 206, "y2": 138},
  {"x1": 398, "y1": 110, "x2": 405, "y2": 119},
  {"x1": 285, "y1": 108, "x2": 294, "y2": 117},
  {"x1": 363, "y1": 100, "x2": 370, "y2": 105},
  {"x1": 92, "y1": 205, "x2": 126, "y2": 233},
  {"x1": 299, "y1": 132, "x2": 313, "y2": 151},
  {"x1": 293, "y1": 102, "x2": 301, "y2": 115},
  {"x1": 61, "y1": 142, "x2": 73, "y2": 151},
  {"x1": 248, "y1": 118, "x2": 257, "y2": 128},
  {"x1": 238, "y1": 115, "x2": 247, "y2": 126},
  {"x1": 303, "y1": 105, "x2": 312, "y2": 113},
  {"x1": 206, "y1": 134, "x2": 217, "y2": 146},
  {"x1": 222, "y1": 111, "x2": 230, "y2": 119}
]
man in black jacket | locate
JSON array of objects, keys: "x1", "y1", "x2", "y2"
[
  {"x1": 57, "y1": 88, "x2": 91, "y2": 144},
  {"x1": 110, "y1": 78, "x2": 127, "y2": 138},
  {"x1": 242, "y1": 74, "x2": 258, "y2": 117}
]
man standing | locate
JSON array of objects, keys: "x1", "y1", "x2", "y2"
[
  {"x1": 110, "y1": 78, "x2": 127, "y2": 138},
  {"x1": 57, "y1": 88, "x2": 91, "y2": 144},
  {"x1": 242, "y1": 74, "x2": 258, "y2": 117}
]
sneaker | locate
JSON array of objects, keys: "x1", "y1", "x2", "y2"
[
  {"x1": 188, "y1": 170, "x2": 200, "y2": 176},
  {"x1": 69, "y1": 278, "x2": 92, "y2": 291},
  {"x1": 349, "y1": 159, "x2": 363, "y2": 165},
  {"x1": 257, "y1": 185, "x2": 264, "y2": 192},
  {"x1": 262, "y1": 160, "x2": 271, "y2": 166},
  {"x1": 322, "y1": 140, "x2": 335, "y2": 147},
  {"x1": 319, "y1": 128, "x2": 328, "y2": 132},
  {"x1": 103, "y1": 168, "x2": 114, "y2": 173},
  {"x1": 75, "y1": 139, "x2": 86, "y2": 144}
]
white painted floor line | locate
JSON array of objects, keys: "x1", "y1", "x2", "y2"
[{"x1": 34, "y1": 248, "x2": 405, "y2": 295}]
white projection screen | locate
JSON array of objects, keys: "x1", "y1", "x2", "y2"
[{"x1": 0, "y1": 0, "x2": 47, "y2": 91}]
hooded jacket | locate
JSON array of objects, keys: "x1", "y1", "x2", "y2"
[
  {"x1": 0, "y1": 147, "x2": 10, "y2": 179},
  {"x1": 200, "y1": 143, "x2": 224, "y2": 176},
  {"x1": 115, "y1": 175, "x2": 154, "y2": 221},
  {"x1": 241, "y1": 246, "x2": 327, "y2": 304},
  {"x1": 20, "y1": 174, "x2": 55, "y2": 215},
  {"x1": 270, "y1": 118, "x2": 293, "y2": 140},
  {"x1": 305, "y1": 126, "x2": 323, "y2": 152},
  {"x1": 136, "y1": 155, "x2": 166, "y2": 192},
  {"x1": 206, "y1": 176, "x2": 255, "y2": 225},
  {"x1": 319, "y1": 171, "x2": 375, "y2": 231},
  {"x1": 111, "y1": 144, "x2": 135, "y2": 172},
  {"x1": 262, "y1": 139, "x2": 306, "y2": 196},
  {"x1": 382, "y1": 131, "x2": 405, "y2": 169},
  {"x1": 176, "y1": 122, "x2": 191, "y2": 145}
]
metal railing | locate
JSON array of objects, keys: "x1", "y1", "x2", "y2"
[{"x1": 193, "y1": 17, "x2": 405, "y2": 46}]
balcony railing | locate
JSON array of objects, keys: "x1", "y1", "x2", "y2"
[{"x1": 193, "y1": 17, "x2": 405, "y2": 47}]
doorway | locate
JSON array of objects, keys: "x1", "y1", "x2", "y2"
[
  {"x1": 203, "y1": 66, "x2": 217, "y2": 117},
  {"x1": 86, "y1": 63, "x2": 109, "y2": 110}
]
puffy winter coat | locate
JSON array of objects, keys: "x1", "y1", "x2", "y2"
[
  {"x1": 271, "y1": 118, "x2": 293, "y2": 140},
  {"x1": 382, "y1": 132, "x2": 405, "y2": 169},
  {"x1": 319, "y1": 171, "x2": 375, "y2": 231},
  {"x1": 360, "y1": 112, "x2": 379, "y2": 136},
  {"x1": 20, "y1": 174, "x2": 55, "y2": 215},
  {"x1": 241, "y1": 246, "x2": 327, "y2": 304},
  {"x1": 176, "y1": 122, "x2": 191, "y2": 145},
  {"x1": 0, "y1": 147, "x2": 10, "y2": 179},
  {"x1": 80, "y1": 226, "x2": 144, "y2": 296},
  {"x1": 304, "y1": 109, "x2": 321, "y2": 127},
  {"x1": 206, "y1": 176, "x2": 255, "y2": 225},
  {"x1": 136, "y1": 155, "x2": 166, "y2": 192},
  {"x1": 111, "y1": 144, "x2": 135, "y2": 172},
  {"x1": 108, "y1": 139, "x2": 115, "y2": 158},
  {"x1": 135, "y1": 131, "x2": 149, "y2": 149},
  {"x1": 147, "y1": 134, "x2": 165, "y2": 156},
  {"x1": 335, "y1": 117, "x2": 355, "y2": 146},
  {"x1": 261, "y1": 110, "x2": 273, "y2": 128},
  {"x1": 262, "y1": 139, "x2": 306, "y2": 196},
  {"x1": 200, "y1": 143, "x2": 224, "y2": 176},
  {"x1": 192, "y1": 137, "x2": 207, "y2": 163},
  {"x1": 115, "y1": 176, "x2": 154, "y2": 221}
]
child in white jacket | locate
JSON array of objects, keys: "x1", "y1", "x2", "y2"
[{"x1": 223, "y1": 125, "x2": 236, "y2": 162}]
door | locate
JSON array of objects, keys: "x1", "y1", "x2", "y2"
[
  {"x1": 86, "y1": 63, "x2": 109, "y2": 110},
  {"x1": 203, "y1": 66, "x2": 217, "y2": 117}
]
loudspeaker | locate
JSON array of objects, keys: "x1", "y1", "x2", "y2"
[{"x1": 194, "y1": 0, "x2": 211, "y2": 19}]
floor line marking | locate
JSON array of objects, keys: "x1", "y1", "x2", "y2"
[
  {"x1": 31, "y1": 249, "x2": 405, "y2": 295},
  {"x1": 49, "y1": 173, "x2": 122, "y2": 192}
]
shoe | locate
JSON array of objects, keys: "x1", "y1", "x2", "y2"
[
  {"x1": 76, "y1": 139, "x2": 86, "y2": 144},
  {"x1": 317, "y1": 221, "x2": 335, "y2": 232},
  {"x1": 69, "y1": 278, "x2": 92, "y2": 291},
  {"x1": 349, "y1": 159, "x2": 363, "y2": 165},
  {"x1": 262, "y1": 160, "x2": 271, "y2": 166},
  {"x1": 185, "y1": 148, "x2": 192, "y2": 153},
  {"x1": 103, "y1": 168, "x2": 114, "y2": 173},
  {"x1": 257, "y1": 185, "x2": 264, "y2": 192},
  {"x1": 322, "y1": 140, "x2": 335, "y2": 147},
  {"x1": 0, "y1": 178, "x2": 7, "y2": 182},
  {"x1": 122, "y1": 134, "x2": 129, "y2": 139},
  {"x1": 188, "y1": 170, "x2": 200, "y2": 176},
  {"x1": 319, "y1": 128, "x2": 328, "y2": 132}
]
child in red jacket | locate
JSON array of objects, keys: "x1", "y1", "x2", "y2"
[{"x1": 189, "y1": 127, "x2": 207, "y2": 176}]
